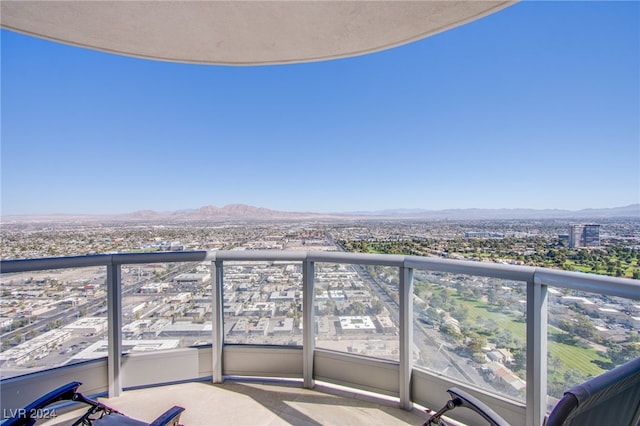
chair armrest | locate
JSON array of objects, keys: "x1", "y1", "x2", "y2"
[
  {"x1": 446, "y1": 388, "x2": 510, "y2": 426},
  {"x1": 1, "y1": 382, "x2": 83, "y2": 426},
  {"x1": 148, "y1": 406, "x2": 185, "y2": 426}
]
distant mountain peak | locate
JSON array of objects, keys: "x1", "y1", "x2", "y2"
[
  {"x1": 156, "y1": 203, "x2": 319, "y2": 221},
  {"x1": 2, "y1": 204, "x2": 637, "y2": 223}
]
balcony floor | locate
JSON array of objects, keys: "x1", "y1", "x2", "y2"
[{"x1": 45, "y1": 380, "x2": 430, "y2": 425}]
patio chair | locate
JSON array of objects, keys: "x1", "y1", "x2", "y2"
[
  {"x1": 424, "y1": 356, "x2": 640, "y2": 426},
  {"x1": 1, "y1": 381, "x2": 184, "y2": 426}
]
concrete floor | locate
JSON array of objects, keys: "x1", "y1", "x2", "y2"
[{"x1": 44, "y1": 380, "x2": 431, "y2": 426}]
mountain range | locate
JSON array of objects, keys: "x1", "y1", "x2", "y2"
[{"x1": 2, "y1": 204, "x2": 639, "y2": 223}]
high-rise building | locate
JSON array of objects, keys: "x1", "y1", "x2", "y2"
[{"x1": 569, "y1": 224, "x2": 600, "y2": 247}]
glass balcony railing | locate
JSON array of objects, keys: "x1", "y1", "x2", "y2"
[
  {"x1": 223, "y1": 260, "x2": 303, "y2": 346},
  {"x1": 1, "y1": 250, "x2": 639, "y2": 426}
]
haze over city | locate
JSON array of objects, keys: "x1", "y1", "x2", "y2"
[{"x1": 2, "y1": 1, "x2": 639, "y2": 216}]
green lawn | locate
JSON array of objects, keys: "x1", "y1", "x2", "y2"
[
  {"x1": 548, "y1": 329, "x2": 607, "y2": 377},
  {"x1": 457, "y1": 295, "x2": 526, "y2": 340},
  {"x1": 451, "y1": 292, "x2": 608, "y2": 377}
]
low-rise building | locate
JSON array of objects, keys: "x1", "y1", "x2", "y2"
[
  {"x1": 63, "y1": 317, "x2": 108, "y2": 336},
  {"x1": 223, "y1": 303, "x2": 243, "y2": 316},
  {"x1": 0, "y1": 329, "x2": 71, "y2": 365},
  {"x1": 344, "y1": 290, "x2": 371, "y2": 301},
  {"x1": 173, "y1": 272, "x2": 210, "y2": 290},
  {"x1": 316, "y1": 316, "x2": 331, "y2": 334},
  {"x1": 168, "y1": 293, "x2": 192, "y2": 304},
  {"x1": 139, "y1": 282, "x2": 169, "y2": 293},
  {"x1": 338, "y1": 316, "x2": 376, "y2": 334},
  {"x1": 122, "y1": 320, "x2": 151, "y2": 338},
  {"x1": 329, "y1": 290, "x2": 345, "y2": 301},
  {"x1": 158, "y1": 321, "x2": 212, "y2": 337},
  {"x1": 374, "y1": 315, "x2": 396, "y2": 334},
  {"x1": 230, "y1": 317, "x2": 269, "y2": 335},
  {"x1": 242, "y1": 302, "x2": 276, "y2": 317},
  {"x1": 269, "y1": 291, "x2": 296, "y2": 302},
  {"x1": 271, "y1": 318, "x2": 295, "y2": 335},
  {"x1": 0, "y1": 317, "x2": 14, "y2": 329},
  {"x1": 71, "y1": 339, "x2": 180, "y2": 361}
]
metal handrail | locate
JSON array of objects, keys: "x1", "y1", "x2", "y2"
[
  {"x1": 2, "y1": 250, "x2": 638, "y2": 300},
  {"x1": 2, "y1": 250, "x2": 639, "y2": 426}
]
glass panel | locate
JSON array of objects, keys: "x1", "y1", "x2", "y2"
[
  {"x1": 413, "y1": 270, "x2": 527, "y2": 402},
  {"x1": 120, "y1": 261, "x2": 212, "y2": 351},
  {"x1": 314, "y1": 262, "x2": 400, "y2": 361},
  {"x1": 223, "y1": 261, "x2": 303, "y2": 346},
  {"x1": 0, "y1": 267, "x2": 108, "y2": 379},
  {"x1": 546, "y1": 287, "x2": 639, "y2": 412}
]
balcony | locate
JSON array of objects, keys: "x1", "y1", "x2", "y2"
[
  {"x1": 46, "y1": 379, "x2": 428, "y2": 425},
  {"x1": 2, "y1": 250, "x2": 639, "y2": 425}
]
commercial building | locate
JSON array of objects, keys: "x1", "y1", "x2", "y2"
[
  {"x1": 569, "y1": 224, "x2": 600, "y2": 247},
  {"x1": 63, "y1": 317, "x2": 108, "y2": 336},
  {"x1": 173, "y1": 273, "x2": 211, "y2": 291},
  {"x1": 374, "y1": 315, "x2": 397, "y2": 334},
  {"x1": 271, "y1": 318, "x2": 295, "y2": 335},
  {"x1": 71, "y1": 339, "x2": 180, "y2": 361},
  {"x1": 0, "y1": 329, "x2": 71, "y2": 365},
  {"x1": 338, "y1": 316, "x2": 377, "y2": 334},
  {"x1": 269, "y1": 291, "x2": 296, "y2": 302}
]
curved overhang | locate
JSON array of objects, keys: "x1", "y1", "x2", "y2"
[{"x1": 1, "y1": 1, "x2": 516, "y2": 65}]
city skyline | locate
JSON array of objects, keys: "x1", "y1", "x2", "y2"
[{"x1": 2, "y1": 1, "x2": 639, "y2": 215}]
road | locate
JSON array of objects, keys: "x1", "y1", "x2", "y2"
[
  {"x1": 332, "y1": 235, "x2": 484, "y2": 385},
  {"x1": 1, "y1": 262, "x2": 193, "y2": 343}
]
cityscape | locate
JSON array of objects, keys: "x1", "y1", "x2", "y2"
[
  {"x1": 1, "y1": 1, "x2": 638, "y2": 423},
  {"x1": 1, "y1": 211, "x2": 638, "y2": 408}
]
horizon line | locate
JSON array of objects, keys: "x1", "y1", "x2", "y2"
[{"x1": 2, "y1": 203, "x2": 639, "y2": 219}]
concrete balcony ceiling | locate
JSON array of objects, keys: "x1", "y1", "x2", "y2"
[{"x1": 1, "y1": 1, "x2": 515, "y2": 65}]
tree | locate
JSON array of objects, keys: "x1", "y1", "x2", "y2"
[
  {"x1": 472, "y1": 352, "x2": 487, "y2": 364},
  {"x1": 370, "y1": 299, "x2": 384, "y2": 315},
  {"x1": 548, "y1": 353, "x2": 561, "y2": 373},
  {"x1": 467, "y1": 332, "x2": 486, "y2": 354},
  {"x1": 440, "y1": 289, "x2": 452, "y2": 306},
  {"x1": 512, "y1": 348, "x2": 526, "y2": 373},
  {"x1": 563, "y1": 369, "x2": 588, "y2": 390},
  {"x1": 609, "y1": 342, "x2": 640, "y2": 365},
  {"x1": 493, "y1": 330, "x2": 514, "y2": 348},
  {"x1": 350, "y1": 302, "x2": 366, "y2": 316},
  {"x1": 325, "y1": 299, "x2": 337, "y2": 316},
  {"x1": 441, "y1": 323, "x2": 463, "y2": 342},
  {"x1": 487, "y1": 289, "x2": 498, "y2": 305},
  {"x1": 496, "y1": 298, "x2": 509, "y2": 310},
  {"x1": 472, "y1": 287, "x2": 483, "y2": 299},
  {"x1": 451, "y1": 304, "x2": 469, "y2": 322},
  {"x1": 460, "y1": 287, "x2": 475, "y2": 300},
  {"x1": 573, "y1": 314, "x2": 597, "y2": 340}
]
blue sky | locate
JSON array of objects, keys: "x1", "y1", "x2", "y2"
[{"x1": 2, "y1": 1, "x2": 639, "y2": 215}]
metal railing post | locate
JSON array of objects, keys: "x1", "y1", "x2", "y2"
[
  {"x1": 526, "y1": 274, "x2": 548, "y2": 426},
  {"x1": 212, "y1": 260, "x2": 224, "y2": 383},
  {"x1": 399, "y1": 265, "x2": 414, "y2": 410},
  {"x1": 303, "y1": 259, "x2": 315, "y2": 388},
  {"x1": 106, "y1": 262, "x2": 122, "y2": 397}
]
